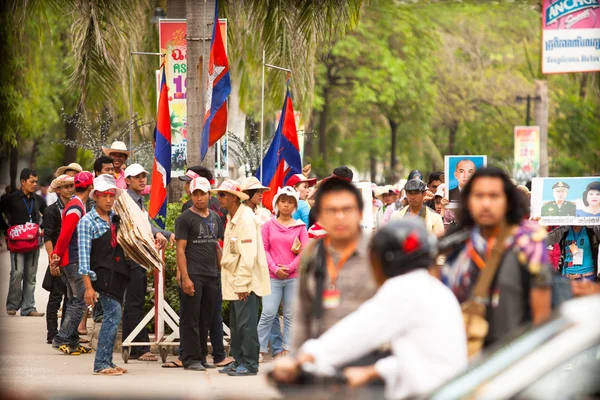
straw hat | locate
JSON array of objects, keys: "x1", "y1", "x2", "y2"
[
  {"x1": 240, "y1": 176, "x2": 270, "y2": 192},
  {"x1": 55, "y1": 162, "x2": 83, "y2": 177},
  {"x1": 102, "y1": 141, "x2": 131, "y2": 157},
  {"x1": 48, "y1": 175, "x2": 74, "y2": 193},
  {"x1": 210, "y1": 179, "x2": 249, "y2": 201},
  {"x1": 90, "y1": 174, "x2": 123, "y2": 199}
]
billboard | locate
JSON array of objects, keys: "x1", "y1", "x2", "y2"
[{"x1": 542, "y1": 0, "x2": 600, "y2": 74}]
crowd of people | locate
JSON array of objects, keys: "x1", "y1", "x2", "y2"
[{"x1": 1, "y1": 142, "x2": 599, "y2": 396}]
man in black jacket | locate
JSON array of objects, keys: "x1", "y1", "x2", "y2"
[
  {"x1": 42, "y1": 175, "x2": 74, "y2": 343},
  {"x1": 0, "y1": 168, "x2": 47, "y2": 317}
]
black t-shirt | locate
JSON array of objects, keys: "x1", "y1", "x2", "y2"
[
  {"x1": 175, "y1": 208, "x2": 224, "y2": 277},
  {"x1": 182, "y1": 197, "x2": 228, "y2": 226}
]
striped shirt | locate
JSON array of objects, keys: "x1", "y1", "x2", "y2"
[{"x1": 77, "y1": 208, "x2": 115, "y2": 280}]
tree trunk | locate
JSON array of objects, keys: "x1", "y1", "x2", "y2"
[
  {"x1": 370, "y1": 151, "x2": 377, "y2": 183},
  {"x1": 186, "y1": 0, "x2": 215, "y2": 171},
  {"x1": 166, "y1": 0, "x2": 186, "y2": 18},
  {"x1": 63, "y1": 105, "x2": 79, "y2": 164},
  {"x1": 578, "y1": 73, "x2": 588, "y2": 99},
  {"x1": 535, "y1": 80, "x2": 549, "y2": 177},
  {"x1": 447, "y1": 119, "x2": 459, "y2": 155},
  {"x1": 9, "y1": 141, "x2": 18, "y2": 191},
  {"x1": 318, "y1": 84, "x2": 330, "y2": 164},
  {"x1": 389, "y1": 119, "x2": 399, "y2": 173}
]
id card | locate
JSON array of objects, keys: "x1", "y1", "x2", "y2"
[
  {"x1": 573, "y1": 247, "x2": 584, "y2": 266},
  {"x1": 229, "y1": 238, "x2": 238, "y2": 255},
  {"x1": 323, "y1": 288, "x2": 341, "y2": 310}
]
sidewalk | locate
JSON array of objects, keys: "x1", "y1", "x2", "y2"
[{"x1": 0, "y1": 248, "x2": 279, "y2": 399}]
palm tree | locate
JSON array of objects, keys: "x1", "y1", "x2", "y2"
[{"x1": 181, "y1": 0, "x2": 366, "y2": 168}]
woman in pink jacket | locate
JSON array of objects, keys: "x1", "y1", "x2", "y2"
[{"x1": 258, "y1": 186, "x2": 308, "y2": 360}]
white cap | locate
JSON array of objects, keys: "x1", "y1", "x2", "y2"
[
  {"x1": 124, "y1": 163, "x2": 149, "y2": 178},
  {"x1": 190, "y1": 177, "x2": 211, "y2": 194},
  {"x1": 90, "y1": 174, "x2": 122, "y2": 199}
]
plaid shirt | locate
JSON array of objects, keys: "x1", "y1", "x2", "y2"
[{"x1": 77, "y1": 208, "x2": 115, "y2": 280}]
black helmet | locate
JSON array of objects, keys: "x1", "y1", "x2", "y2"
[{"x1": 370, "y1": 218, "x2": 437, "y2": 278}]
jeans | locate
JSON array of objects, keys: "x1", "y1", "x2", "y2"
[
  {"x1": 180, "y1": 275, "x2": 219, "y2": 367},
  {"x1": 230, "y1": 292, "x2": 260, "y2": 373},
  {"x1": 122, "y1": 265, "x2": 150, "y2": 357},
  {"x1": 53, "y1": 263, "x2": 86, "y2": 347},
  {"x1": 46, "y1": 274, "x2": 68, "y2": 342},
  {"x1": 268, "y1": 316, "x2": 283, "y2": 356},
  {"x1": 210, "y1": 277, "x2": 226, "y2": 363},
  {"x1": 257, "y1": 278, "x2": 296, "y2": 353},
  {"x1": 7, "y1": 249, "x2": 40, "y2": 315},
  {"x1": 94, "y1": 293, "x2": 122, "y2": 372}
]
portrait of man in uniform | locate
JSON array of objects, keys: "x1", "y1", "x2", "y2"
[{"x1": 541, "y1": 181, "x2": 576, "y2": 217}]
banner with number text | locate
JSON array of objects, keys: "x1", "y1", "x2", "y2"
[
  {"x1": 514, "y1": 126, "x2": 540, "y2": 184},
  {"x1": 159, "y1": 19, "x2": 227, "y2": 177}
]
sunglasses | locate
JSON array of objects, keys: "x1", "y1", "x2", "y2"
[{"x1": 217, "y1": 192, "x2": 228, "y2": 198}]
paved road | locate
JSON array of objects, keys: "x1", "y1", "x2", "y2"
[{"x1": 0, "y1": 247, "x2": 280, "y2": 399}]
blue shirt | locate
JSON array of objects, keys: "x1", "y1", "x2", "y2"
[
  {"x1": 292, "y1": 200, "x2": 310, "y2": 229},
  {"x1": 564, "y1": 228, "x2": 594, "y2": 275},
  {"x1": 77, "y1": 208, "x2": 116, "y2": 280}
]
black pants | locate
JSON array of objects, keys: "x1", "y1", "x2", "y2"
[
  {"x1": 180, "y1": 275, "x2": 219, "y2": 367},
  {"x1": 46, "y1": 274, "x2": 68, "y2": 342},
  {"x1": 122, "y1": 265, "x2": 150, "y2": 357},
  {"x1": 178, "y1": 277, "x2": 227, "y2": 362},
  {"x1": 230, "y1": 292, "x2": 260, "y2": 373}
]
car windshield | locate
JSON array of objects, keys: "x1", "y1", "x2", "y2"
[{"x1": 428, "y1": 317, "x2": 573, "y2": 399}]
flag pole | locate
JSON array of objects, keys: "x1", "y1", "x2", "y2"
[
  {"x1": 260, "y1": 53, "x2": 291, "y2": 183},
  {"x1": 260, "y1": 49, "x2": 265, "y2": 182}
]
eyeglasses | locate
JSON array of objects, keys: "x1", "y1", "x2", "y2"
[
  {"x1": 217, "y1": 192, "x2": 228, "y2": 198},
  {"x1": 321, "y1": 206, "x2": 359, "y2": 217}
]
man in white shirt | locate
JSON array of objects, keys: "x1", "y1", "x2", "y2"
[{"x1": 272, "y1": 218, "x2": 467, "y2": 399}]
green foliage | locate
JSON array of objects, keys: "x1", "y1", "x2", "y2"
[{"x1": 311, "y1": 0, "x2": 600, "y2": 179}]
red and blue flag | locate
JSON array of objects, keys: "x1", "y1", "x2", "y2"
[
  {"x1": 200, "y1": 1, "x2": 231, "y2": 161},
  {"x1": 149, "y1": 64, "x2": 171, "y2": 228},
  {"x1": 256, "y1": 83, "x2": 302, "y2": 211}
]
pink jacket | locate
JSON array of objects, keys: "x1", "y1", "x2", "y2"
[{"x1": 261, "y1": 218, "x2": 308, "y2": 279}]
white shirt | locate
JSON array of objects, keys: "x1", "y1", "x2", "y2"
[{"x1": 300, "y1": 269, "x2": 467, "y2": 399}]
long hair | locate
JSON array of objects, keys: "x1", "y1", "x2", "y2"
[{"x1": 458, "y1": 166, "x2": 527, "y2": 228}]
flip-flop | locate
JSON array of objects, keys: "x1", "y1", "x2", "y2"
[
  {"x1": 93, "y1": 368, "x2": 123, "y2": 376},
  {"x1": 79, "y1": 337, "x2": 90, "y2": 344},
  {"x1": 162, "y1": 360, "x2": 183, "y2": 368},
  {"x1": 78, "y1": 330, "x2": 88, "y2": 335},
  {"x1": 137, "y1": 352, "x2": 158, "y2": 362}
]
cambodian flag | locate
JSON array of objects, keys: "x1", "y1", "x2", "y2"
[
  {"x1": 256, "y1": 84, "x2": 302, "y2": 211},
  {"x1": 200, "y1": 1, "x2": 231, "y2": 161},
  {"x1": 149, "y1": 64, "x2": 171, "y2": 228}
]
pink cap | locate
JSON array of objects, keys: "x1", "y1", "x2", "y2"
[{"x1": 74, "y1": 171, "x2": 94, "y2": 188}]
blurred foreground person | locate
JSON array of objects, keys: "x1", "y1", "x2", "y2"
[
  {"x1": 272, "y1": 218, "x2": 466, "y2": 399},
  {"x1": 442, "y1": 167, "x2": 552, "y2": 357}
]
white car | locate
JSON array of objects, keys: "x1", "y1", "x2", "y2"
[{"x1": 428, "y1": 294, "x2": 600, "y2": 399}]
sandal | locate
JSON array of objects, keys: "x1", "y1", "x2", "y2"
[
  {"x1": 79, "y1": 337, "x2": 90, "y2": 344},
  {"x1": 78, "y1": 330, "x2": 88, "y2": 336},
  {"x1": 137, "y1": 352, "x2": 158, "y2": 362},
  {"x1": 162, "y1": 359, "x2": 183, "y2": 368},
  {"x1": 93, "y1": 368, "x2": 123, "y2": 376},
  {"x1": 114, "y1": 366, "x2": 128, "y2": 374}
]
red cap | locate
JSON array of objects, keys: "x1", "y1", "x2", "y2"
[
  {"x1": 286, "y1": 174, "x2": 317, "y2": 188},
  {"x1": 74, "y1": 171, "x2": 94, "y2": 188}
]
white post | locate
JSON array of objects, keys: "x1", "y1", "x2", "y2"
[
  {"x1": 129, "y1": 41, "x2": 134, "y2": 161},
  {"x1": 260, "y1": 49, "x2": 265, "y2": 182}
]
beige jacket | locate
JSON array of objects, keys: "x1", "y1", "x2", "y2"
[
  {"x1": 221, "y1": 203, "x2": 271, "y2": 300},
  {"x1": 391, "y1": 205, "x2": 444, "y2": 236}
]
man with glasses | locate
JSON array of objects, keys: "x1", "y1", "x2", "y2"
[{"x1": 286, "y1": 177, "x2": 378, "y2": 356}]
